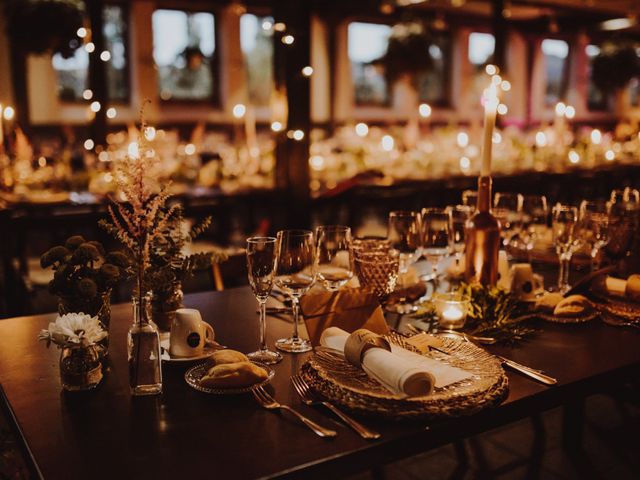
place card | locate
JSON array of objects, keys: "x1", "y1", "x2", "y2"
[{"x1": 300, "y1": 288, "x2": 389, "y2": 346}]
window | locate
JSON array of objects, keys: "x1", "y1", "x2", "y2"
[
  {"x1": 541, "y1": 39, "x2": 569, "y2": 105},
  {"x1": 586, "y1": 44, "x2": 608, "y2": 111},
  {"x1": 152, "y1": 9, "x2": 216, "y2": 101},
  {"x1": 240, "y1": 14, "x2": 274, "y2": 107},
  {"x1": 52, "y1": 4, "x2": 129, "y2": 103},
  {"x1": 348, "y1": 22, "x2": 391, "y2": 106},
  {"x1": 468, "y1": 32, "x2": 495, "y2": 68},
  {"x1": 417, "y1": 35, "x2": 450, "y2": 105}
]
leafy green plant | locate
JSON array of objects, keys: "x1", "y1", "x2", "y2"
[
  {"x1": 458, "y1": 283, "x2": 536, "y2": 345},
  {"x1": 40, "y1": 235, "x2": 130, "y2": 314},
  {"x1": 145, "y1": 207, "x2": 227, "y2": 304}
]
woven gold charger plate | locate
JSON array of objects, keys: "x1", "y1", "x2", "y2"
[
  {"x1": 590, "y1": 293, "x2": 640, "y2": 322},
  {"x1": 301, "y1": 335, "x2": 509, "y2": 420}
]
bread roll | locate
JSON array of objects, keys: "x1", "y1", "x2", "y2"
[
  {"x1": 200, "y1": 361, "x2": 268, "y2": 388},
  {"x1": 535, "y1": 292, "x2": 564, "y2": 312},
  {"x1": 210, "y1": 349, "x2": 249, "y2": 365},
  {"x1": 553, "y1": 295, "x2": 592, "y2": 318}
]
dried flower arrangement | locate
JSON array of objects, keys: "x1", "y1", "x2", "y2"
[
  {"x1": 145, "y1": 208, "x2": 227, "y2": 328},
  {"x1": 99, "y1": 115, "x2": 179, "y2": 306},
  {"x1": 40, "y1": 235, "x2": 129, "y2": 323}
]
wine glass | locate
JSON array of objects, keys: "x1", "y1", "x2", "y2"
[
  {"x1": 578, "y1": 201, "x2": 610, "y2": 270},
  {"x1": 315, "y1": 225, "x2": 353, "y2": 291},
  {"x1": 445, "y1": 205, "x2": 473, "y2": 264},
  {"x1": 246, "y1": 237, "x2": 282, "y2": 364},
  {"x1": 462, "y1": 190, "x2": 478, "y2": 210},
  {"x1": 421, "y1": 208, "x2": 451, "y2": 288},
  {"x1": 494, "y1": 192, "x2": 522, "y2": 248},
  {"x1": 551, "y1": 204, "x2": 582, "y2": 293},
  {"x1": 386, "y1": 211, "x2": 422, "y2": 313},
  {"x1": 274, "y1": 230, "x2": 316, "y2": 353},
  {"x1": 520, "y1": 195, "x2": 548, "y2": 260}
]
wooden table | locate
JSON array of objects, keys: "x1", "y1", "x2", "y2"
[{"x1": 0, "y1": 287, "x2": 639, "y2": 479}]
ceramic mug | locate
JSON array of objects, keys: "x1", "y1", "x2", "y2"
[
  {"x1": 169, "y1": 308, "x2": 215, "y2": 358},
  {"x1": 510, "y1": 264, "x2": 543, "y2": 301}
]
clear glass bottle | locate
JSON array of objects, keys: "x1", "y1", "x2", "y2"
[{"x1": 127, "y1": 293, "x2": 162, "y2": 396}]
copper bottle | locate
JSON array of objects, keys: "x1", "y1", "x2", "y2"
[{"x1": 464, "y1": 176, "x2": 501, "y2": 286}]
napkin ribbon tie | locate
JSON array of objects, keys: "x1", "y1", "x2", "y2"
[{"x1": 344, "y1": 329, "x2": 391, "y2": 367}]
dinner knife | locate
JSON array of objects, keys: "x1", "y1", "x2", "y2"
[{"x1": 496, "y1": 355, "x2": 557, "y2": 385}]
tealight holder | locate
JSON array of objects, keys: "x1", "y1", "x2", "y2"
[{"x1": 433, "y1": 292, "x2": 470, "y2": 331}]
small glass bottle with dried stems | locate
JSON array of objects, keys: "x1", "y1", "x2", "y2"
[{"x1": 128, "y1": 291, "x2": 162, "y2": 395}]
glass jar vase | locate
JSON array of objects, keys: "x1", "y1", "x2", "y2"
[{"x1": 59, "y1": 343, "x2": 103, "y2": 391}]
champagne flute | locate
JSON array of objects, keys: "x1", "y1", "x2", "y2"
[
  {"x1": 246, "y1": 237, "x2": 282, "y2": 364},
  {"x1": 386, "y1": 211, "x2": 422, "y2": 313},
  {"x1": 494, "y1": 192, "x2": 522, "y2": 248},
  {"x1": 552, "y1": 204, "x2": 582, "y2": 293},
  {"x1": 315, "y1": 225, "x2": 353, "y2": 291},
  {"x1": 520, "y1": 195, "x2": 548, "y2": 260},
  {"x1": 421, "y1": 208, "x2": 451, "y2": 288},
  {"x1": 578, "y1": 201, "x2": 610, "y2": 270},
  {"x1": 274, "y1": 230, "x2": 316, "y2": 353},
  {"x1": 445, "y1": 205, "x2": 473, "y2": 264}
]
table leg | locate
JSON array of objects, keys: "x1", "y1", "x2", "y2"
[{"x1": 562, "y1": 398, "x2": 585, "y2": 452}]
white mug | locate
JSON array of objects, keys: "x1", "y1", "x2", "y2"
[
  {"x1": 510, "y1": 264, "x2": 543, "y2": 301},
  {"x1": 169, "y1": 308, "x2": 215, "y2": 357}
]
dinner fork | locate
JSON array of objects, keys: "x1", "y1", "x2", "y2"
[
  {"x1": 290, "y1": 375, "x2": 381, "y2": 440},
  {"x1": 252, "y1": 386, "x2": 337, "y2": 438}
]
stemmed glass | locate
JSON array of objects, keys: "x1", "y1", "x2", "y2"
[
  {"x1": 520, "y1": 195, "x2": 548, "y2": 260},
  {"x1": 274, "y1": 230, "x2": 316, "y2": 353},
  {"x1": 578, "y1": 201, "x2": 610, "y2": 270},
  {"x1": 551, "y1": 204, "x2": 582, "y2": 293},
  {"x1": 462, "y1": 190, "x2": 478, "y2": 210},
  {"x1": 445, "y1": 205, "x2": 473, "y2": 266},
  {"x1": 421, "y1": 208, "x2": 451, "y2": 289},
  {"x1": 494, "y1": 192, "x2": 522, "y2": 248},
  {"x1": 246, "y1": 237, "x2": 283, "y2": 364},
  {"x1": 315, "y1": 226, "x2": 353, "y2": 291},
  {"x1": 386, "y1": 211, "x2": 422, "y2": 313}
]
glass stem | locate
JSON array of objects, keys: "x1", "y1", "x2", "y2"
[
  {"x1": 557, "y1": 253, "x2": 571, "y2": 291},
  {"x1": 258, "y1": 298, "x2": 267, "y2": 351},
  {"x1": 291, "y1": 297, "x2": 300, "y2": 341}
]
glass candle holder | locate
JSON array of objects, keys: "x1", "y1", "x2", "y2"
[{"x1": 433, "y1": 293, "x2": 470, "y2": 331}]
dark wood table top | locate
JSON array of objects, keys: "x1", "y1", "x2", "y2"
[{"x1": 0, "y1": 287, "x2": 639, "y2": 480}]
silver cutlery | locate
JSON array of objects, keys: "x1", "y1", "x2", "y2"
[
  {"x1": 291, "y1": 375, "x2": 381, "y2": 440},
  {"x1": 261, "y1": 307, "x2": 293, "y2": 315},
  {"x1": 252, "y1": 385, "x2": 337, "y2": 438},
  {"x1": 404, "y1": 324, "x2": 557, "y2": 385},
  {"x1": 495, "y1": 355, "x2": 557, "y2": 385}
]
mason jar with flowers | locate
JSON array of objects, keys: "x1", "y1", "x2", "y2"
[
  {"x1": 38, "y1": 313, "x2": 107, "y2": 391},
  {"x1": 40, "y1": 235, "x2": 130, "y2": 353}
]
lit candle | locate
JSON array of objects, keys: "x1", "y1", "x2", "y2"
[
  {"x1": 244, "y1": 105, "x2": 258, "y2": 160},
  {"x1": 442, "y1": 305, "x2": 464, "y2": 323},
  {"x1": 481, "y1": 83, "x2": 498, "y2": 177},
  {"x1": 0, "y1": 104, "x2": 4, "y2": 151}
]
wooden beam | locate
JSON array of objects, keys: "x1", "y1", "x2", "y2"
[{"x1": 272, "y1": 0, "x2": 312, "y2": 227}]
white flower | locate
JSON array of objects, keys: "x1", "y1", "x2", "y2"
[{"x1": 38, "y1": 313, "x2": 107, "y2": 347}]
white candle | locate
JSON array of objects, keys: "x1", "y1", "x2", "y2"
[
  {"x1": 0, "y1": 104, "x2": 4, "y2": 150},
  {"x1": 442, "y1": 305, "x2": 464, "y2": 323},
  {"x1": 481, "y1": 83, "x2": 498, "y2": 177}
]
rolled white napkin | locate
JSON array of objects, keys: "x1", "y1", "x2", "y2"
[{"x1": 320, "y1": 327, "x2": 472, "y2": 398}]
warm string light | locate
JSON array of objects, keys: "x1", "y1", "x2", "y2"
[{"x1": 355, "y1": 123, "x2": 369, "y2": 137}]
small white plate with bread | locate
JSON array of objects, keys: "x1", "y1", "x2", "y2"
[{"x1": 185, "y1": 350, "x2": 275, "y2": 394}]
